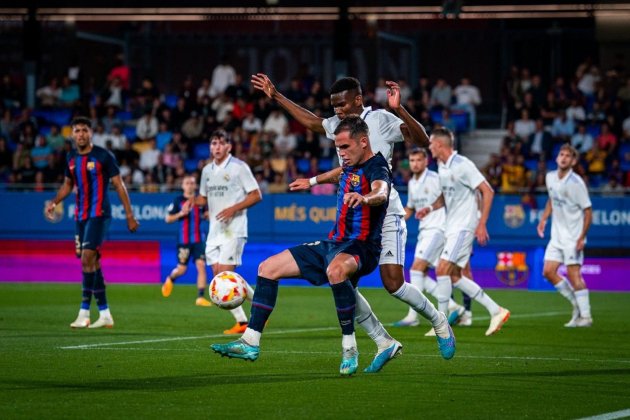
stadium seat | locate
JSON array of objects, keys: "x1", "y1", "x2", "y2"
[
  {"x1": 546, "y1": 160, "x2": 558, "y2": 170},
  {"x1": 587, "y1": 124, "x2": 601, "y2": 138},
  {"x1": 156, "y1": 132, "x2": 173, "y2": 151},
  {"x1": 123, "y1": 126, "x2": 137, "y2": 141},
  {"x1": 619, "y1": 144, "x2": 630, "y2": 172},
  {"x1": 551, "y1": 142, "x2": 564, "y2": 158},
  {"x1": 165, "y1": 94, "x2": 179, "y2": 109},
  {"x1": 116, "y1": 110, "x2": 133, "y2": 121},
  {"x1": 296, "y1": 158, "x2": 310, "y2": 174},
  {"x1": 193, "y1": 143, "x2": 210, "y2": 159},
  {"x1": 38, "y1": 125, "x2": 52, "y2": 137},
  {"x1": 184, "y1": 158, "x2": 199, "y2": 172},
  {"x1": 319, "y1": 158, "x2": 333, "y2": 171},
  {"x1": 524, "y1": 159, "x2": 538, "y2": 171}
]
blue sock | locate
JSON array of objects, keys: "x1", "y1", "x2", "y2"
[
  {"x1": 248, "y1": 276, "x2": 278, "y2": 333},
  {"x1": 197, "y1": 288, "x2": 205, "y2": 298},
  {"x1": 81, "y1": 272, "x2": 95, "y2": 310},
  {"x1": 331, "y1": 280, "x2": 356, "y2": 336},
  {"x1": 93, "y1": 269, "x2": 108, "y2": 311},
  {"x1": 463, "y1": 292, "x2": 472, "y2": 311}
]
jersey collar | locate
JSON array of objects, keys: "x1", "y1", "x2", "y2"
[
  {"x1": 212, "y1": 154, "x2": 232, "y2": 170},
  {"x1": 360, "y1": 107, "x2": 372, "y2": 120},
  {"x1": 443, "y1": 151, "x2": 458, "y2": 168},
  {"x1": 557, "y1": 168, "x2": 573, "y2": 183},
  {"x1": 418, "y1": 168, "x2": 428, "y2": 184}
]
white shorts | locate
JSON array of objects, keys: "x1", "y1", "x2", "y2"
[
  {"x1": 544, "y1": 243, "x2": 584, "y2": 266},
  {"x1": 205, "y1": 238, "x2": 246, "y2": 266},
  {"x1": 379, "y1": 214, "x2": 407, "y2": 266},
  {"x1": 441, "y1": 230, "x2": 474, "y2": 268},
  {"x1": 414, "y1": 230, "x2": 445, "y2": 268}
]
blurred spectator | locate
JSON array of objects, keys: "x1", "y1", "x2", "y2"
[
  {"x1": 30, "y1": 136, "x2": 52, "y2": 170},
  {"x1": 0, "y1": 74, "x2": 22, "y2": 108},
  {"x1": 374, "y1": 78, "x2": 389, "y2": 105},
  {"x1": 107, "y1": 54, "x2": 130, "y2": 91},
  {"x1": 551, "y1": 110, "x2": 575, "y2": 142},
  {"x1": 514, "y1": 109, "x2": 536, "y2": 141},
  {"x1": 453, "y1": 77, "x2": 482, "y2": 131},
  {"x1": 0, "y1": 109, "x2": 15, "y2": 140},
  {"x1": 297, "y1": 129, "x2": 321, "y2": 159},
  {"x1": 527, "y1": 74, "x2": 546, "y2": 106},
  {"x1": 571, "y1": 123, "x2": 594, "y2": 155},
  {"x1": 242, "y1": 112, "x2": 262, "y2": 134},
  {"x1": 211, "y1": 93, "x2": 234, "y2": 124},
  {"x1": 16, "y1": 155, "x2": 36, "y2": 184},
  {"x1": 412, "y1": 75, "x2": 431, "y2": 110},
  {"x1": 179, "y1": 75, "x2": 196, "y2": 109},
  {"x1": 44, "y1": 124, "x2": 65, "y2": 152},
  {"x1": 596, "y1": 122, "x2": 617, "y2": 153},
  {"x1": 267, "y1": 172, "x2": 288, "y2": 194},
  {"x1": 103, "y1": 76, "x2": 124, "y2": 109},
  {"x1": 140, "y1": 172, "x2": 160, "y2": 193},
  {"x1": 540, "y1": 91, "x2": 560, "y2": 125},
  {"x1": 263, "y1": 108, "x2": 289, "y2": 137},
  {"x1": 601, "y1": 176, "x2": 625, "y2": 196},
  {"x1": 137, "y1": 77, "x2": 160, "y2": 104},
  {"x1": 618, "y1": 78, "x2": 630, "y2": 108},
  {"x1": 527, "y1": 118, "x2": 553, "y2": 159},
  {"x1": 36, "y1": 77, "x2": 61, "y2": 108},
  {"x1": 482, "y1": 153, "x2": 502, "y2": 190},
  {"x1": 254, "y1": 171, "x2": 269, "y2": 194},
  {"x1": 519, "y1": 68, "x2": 532, "y2": 94},
  {"x1": 108, "y1": 125, "x2": 128, "y2": 150},
  {"x1": 136, "y1": 110, "x2": 159, "y2": 141},
  {"x1": 565, "y1": 98, "x2": 586, "y2": 122},
  {"x1": 139, "y1": 139, "x2": 161, "y2": 171},
  {"x1": 181, "y1": 111, "x2": 204, "y2": 141},
  {"x1": 584, "y1": 142, "x2": 607, "y2": 176},
  {"x1": 91, "y1": 123, "x2": 108, "y2": 148},
  {"x1": 430, "y1": 78, "x2": 452, "y2": 111},
  {"x1": 197, "y1": 78, "x2": 212, "y2": 103},
  {"x1": 0, "y1": 137, "x2": 12, "y2": 180},
  {"x1": 577, "y1": 64, "x2": 600, "y2": 102},
  {"x1": 274, "y1": 126, "x2": 297, "y2": 156},
  {"x1": 210, "y1": 55, "x2": 236, "y2": 98},
  {"x1": 586, "y1": 101, "x2": 606, "y2": 126},
  {"x1": 501, "y1": 153, "x2": 527, "y2": 193},
  {"x1": 102, "y1": 106, "x2": 121, "y2": 133},
  {"x1": 59, "y1": 76, "x2": 80, "y2": 106}
]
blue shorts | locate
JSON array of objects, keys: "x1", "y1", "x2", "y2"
[
  {"x1": 75, "y1": 217, "x2": 110, "y2": 257},
  {"x1": 288, "y1": 239, "x2": 381, "y2": 287},
  {"x1": 177, "y1": 242, "x2": 205, "y2": 265}
]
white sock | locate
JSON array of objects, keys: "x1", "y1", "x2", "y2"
[
  {"x1": 405, "y1": 271, "x2": 424, "y2": 320},
  {"x1": 99, "y1": 308, "x2": 112, "y2": 318},
  {"x1": 355, "y1": 290, "x2": 393, "y2": 351},
  {"x1": 230, "y1": 306, "x2": 248, "y2": 323},
  {"x1": 342, "y1": 332, "x2": 357, "y2": 350},
  {"x1": 79, "y1": 309, "x2": 90, "y2": 318},
  {"x1": 422, "y1": 273, "x2": 439, "y2": 297},
  {"x1": 241, "y1": 327, "x2": 261, "y2": 346},
  {"x1": 453, "y1": 276, "x2": 500, "y2": 316},
  {"x1": 574, "y1": 289, "x2": 591, "y2": 318},
  {"x1": 436, "y1": 276, "x2": 452, "y2": 314},
  {"x1": 244, "y1": 282, "x2": 255, "y2": 302},
  {"x1": 554, "y1": 277, "x2": 578, "y2": 308},
  {"x1": 391, "y1": 282, "x2": 440, "y2": 324}
]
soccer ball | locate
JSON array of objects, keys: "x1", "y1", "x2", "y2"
[{"x1": 209, "y1": 271, "x2": 248, "y2": 310}]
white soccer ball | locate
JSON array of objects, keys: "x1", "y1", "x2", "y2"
[{"x1": 209, "y1": 271, "x2": 248, "y2": 310}]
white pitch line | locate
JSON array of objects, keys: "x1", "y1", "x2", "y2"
[
  {"x1": 57, "y1": 311, "x2": 571, "y2": 351},
  {"x1": 575, "y1": 409, "x2": 630, "y2": 420}
]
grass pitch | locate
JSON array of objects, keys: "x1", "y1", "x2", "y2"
[{"x1": 0, "y1": 283, "x2": 629, "y2": 419}]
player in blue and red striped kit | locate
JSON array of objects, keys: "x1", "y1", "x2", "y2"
[
  {"x1": 46, "y1": 116, "x2": 139, "y2": 329},
  {"x1": 162, "y1": 174, "x2": 212, "y2": 306}
]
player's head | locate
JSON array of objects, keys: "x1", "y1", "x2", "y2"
[
  {"x1": 209, "y1": 129, "x2": 231, "y2": 163},
  {"x1": 181, "y1": 174, "x2": 197, "y2": 195},
  {"x1": 334, "y1": 115, "x2": 371, "y2": 167},
  {"x1": 408, "y1": 147, "x2": 429, "y2": 175},
  {"x1": 330, "y1": 77, "x2": 363, "y2": 120},
  {"x1": 70, "y1": 116, "x2": 92, "y2": 150},
  {"x1": 428, "y1": 127, "x2": 455, "y2": 162},
  {"x1": 556, "y1": 143, "x2": 578, "y2": 170}
]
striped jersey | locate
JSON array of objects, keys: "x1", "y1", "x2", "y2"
[
  {"x1": 167, "y1": 195, "x2": 205, "y2": 245},
  {"x1": 328, "y1": 153, "x2": 391, "y2": 244},
  {"x1": 64, "y1": 145, "x2": 120, "y2": 221}
]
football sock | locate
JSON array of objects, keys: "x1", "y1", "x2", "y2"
[
  {"x1": 342, "y1": 332, "x2": 357, "y2": 350},
  {"x1": 404, "y1": 270, "x2": 424, "y2": 320},
  {"x1": 391, "y1": 282, "x2": 440, "y2": 325},
  {"x1": 230, "y1": 306, "x2": 248, "y2": 324},
  {"x1": 197, "y1": 288, "x2": 205, "y2": 298},
  {"x1": 421, "y1": 273, "x2": 439, "y2": 297},
  {"x1": 93, "y1": 269, "x2": 109, "y2": 311},
  {"x1": 247, "y1": 276, "x2": 278, "y2": 333},
  {"x1": 453, "y1": 276, "x2": 500, "y2": 315},
  {"x1": 355, "y1": 289, "x2": 394, "y2": 351},
  {"x1": 554, "y1": 277, "x2": 578, "y2": 308},
  {"x1": 81, "y1": 271, "x2": 95, "y2": 310},
  {"x1": 463, "y1": 292, "x2": 472, "y2": 311},
  {"x1": 436, "y1": 275, "x2": 452, "y2": 314},
  {"x1": 241, "y1": 328, "x2": 261, "y2": 347},
  {"x1": 331, "y1": 280, "x2": 356, "y2": 336},
  {"x1": 574, "y1": 289, "x2": 591, "y2": 318}
]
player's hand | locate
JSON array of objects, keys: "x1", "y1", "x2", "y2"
[
  {"x1": 289, "y1": 178, "x2": 311, "y2": 191},
  {"x1": 576, "y1": 237, "x2": 586, "y2": 252},
  {"x1": 537, "y1": 220, "x2": 546, "y2": 238},
  {"x1": 45, "y1": 201, "x2": 56, "y2": 220},
  {"x1": 216, "y1": 206, "x2": 237, "y2": 223},
  {"x1": 127, "y1": 216, "x2": 139, "y2": 233},
  {"x1": 475, "y1": 223, "x2": 490, "y2": 246},
  {"x1": 386, "y1": 81, "x2": 401, "y2": 110},
  {"x1": 251, "y1": 73, "x2": 277, "y2": 99},
  {"x1": 416, "y1": 207, "x2": 431, "y2": 220},
  {"x1": 180, "y1": 201, "x2": 191, "y2": 215},
  {"x1": 343, "y1": 192, "x2": 367, "y2": 208}
]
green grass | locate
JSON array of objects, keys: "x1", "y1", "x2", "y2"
[{"x1": 1, "y1": 283, "x2": 629, "y2": 419}]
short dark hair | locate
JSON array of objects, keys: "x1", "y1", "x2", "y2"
[
  {"x1": 210, "y1": 129, "x2": 230, "y2": 143},
  {"x1": 431, "y1": 127, "x2": 454, "y2": 147},
  {"x1": 70, "y1": 117, "x2": 92, "y2": 129},
  {"x1": 333, "y1": 115, "x2": 369, "y2": 139},
  {"x1": 409, "y1": 147, "x2": 428, "y2": 158},
  {"x1": 330, "y1": 77, "x2": 362, "y2": 96}
]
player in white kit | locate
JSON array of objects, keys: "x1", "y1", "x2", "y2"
[
  {"x1": 422, "y1": 127, "x2": 510, "y2": 336},
  {"x1": 537, "y1": 144, "x2": 593, "y2": 327},
  {"x1": 194, "y1": 130, "x2": 261, "y2": 335},
  {"x1": 252, "y1": 73, "x2": 455, "y2": 372},
  {"x1": 394, "y1": 147, "x2": 465, "y2": 327}
]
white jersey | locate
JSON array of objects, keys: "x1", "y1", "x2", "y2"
[
  {"x1": 200, "y1": 154, "x2": 260, "y2": 245},
  {"x1": 545, "y1": 169, "x2": 592, "y2": 248},
  {"x1": 323, "y1": 106, "x2": 406, "y2": 216},
  {"x1": 406, "y1": 169, "x2": 445, "y2": 236},
  {"x1": 438, "y1": 151, "x2": 486, "y2": 234}
]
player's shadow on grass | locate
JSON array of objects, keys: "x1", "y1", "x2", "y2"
[{"x1": 453, "y1": 368, "x2": 630, "y2": 378}]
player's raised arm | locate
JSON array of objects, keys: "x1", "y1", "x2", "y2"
[
  {"x1": 386, "y1": 80, "x2": 429, "y2": 147},
  {"x1": 45, "y1": 176, "x2": 74, "y2": 220},
  {"x1": 475, "y1": 180, "x2": 494, "y2": 246},
  {"x1": 289, "y1": 167, "x2": 343, "y2": 191},
  {"x1": 537, "y1": 198, "x2": 552, "y2": 238},
  {"x1": 111, "y1": 175, "x2": 139, "y2": 232},
  {"x1": 251, "y1": 73, "x2": 326, "y2": 134}
]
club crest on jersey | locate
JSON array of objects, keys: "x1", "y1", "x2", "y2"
[
  {"x1": 87, "y1": 161, "x2": 95, "y2": 170},
  {"x1": 503, "y1": 204, "x2": 525, "y2": 228},
  {"x1": 350, "y1": 174, "x2": 360, "y2": 186},
  {"x1": 224, "y1": 174, "x2": 230, "y2": 181},
  {"x1": 495, "y1": 251, "x2": 528, "y2": 286}
]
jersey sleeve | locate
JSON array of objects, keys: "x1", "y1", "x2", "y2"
[
  {"x1": 199, "y1": 167, "x2": 209, "y2": 197},
  {"x1": 573, "y1": 179, "x2": 592, "y2": 210},
  {"x1": 238, "y1": 163, "x2": 260, "y2": 194},
  {"x1": 103, "y1": 149, "x2": 121, "y2": 178},
  {"x1": 367, "y1": 156, "x2": 392, "y2": 186},
  {"x1": 377, "y1": 111, "x2": 404, "y2": 144},
  {"x1": 461, "y1": 159, "x2": 486, "y2": 189},
  {"x1": 322, "y1": 116, "x2": 339, "y2": 141},
  {"x1": 64, "y1": 153, "x2": 72, "y2": 179},
  {"x1": 167, "y1": 197, "x2": 180, "y2": 215}
]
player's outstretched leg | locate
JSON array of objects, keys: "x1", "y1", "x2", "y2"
[
  {"x1": 211, "y1": 339, "x2": 260, "y2": 361},
  {"x1": 71, "y1": 271, "x2": 94, "y2": 328},
  {"x1": 89, "y1": 269, "x2": 114, "y2": 329},
  {"x1": 452, "y1": 276, "x2": 510, "y2": 336}
]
